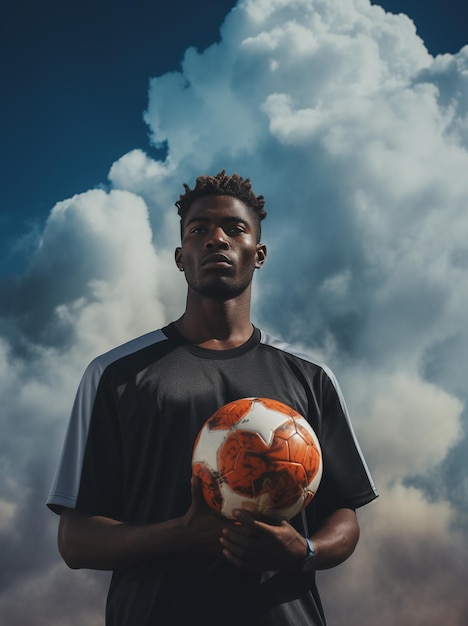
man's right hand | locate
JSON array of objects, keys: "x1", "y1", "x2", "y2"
[
  {"x1": 179, "y1": 476, "x2": 234, "y2": 558},
  {"x1": 58, "y1": 476, "x2": 233, "y2": 571}
]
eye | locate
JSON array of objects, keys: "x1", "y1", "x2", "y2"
[
  {"x1": 226, "y1": 224, "x2": 246, "y2": 236},
  {"x1": 190, "y1": 225, "x2": 207, "y2": 234}
]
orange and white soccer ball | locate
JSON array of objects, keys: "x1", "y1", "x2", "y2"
[{"x1": 192, "y1": 397, "x2": 322, "y2": 520}]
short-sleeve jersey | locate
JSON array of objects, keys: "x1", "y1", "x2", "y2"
[{"x1": 47, "y1": 324, "x2": 378, "y2": 626}]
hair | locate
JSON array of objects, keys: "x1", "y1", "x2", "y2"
[{"x1": 175, "y1": 170, "x2": 267, "y2": 240}]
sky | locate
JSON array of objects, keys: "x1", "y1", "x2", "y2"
[{"x1": 1, "y1": 0, "x2": 468, "y2": 624}]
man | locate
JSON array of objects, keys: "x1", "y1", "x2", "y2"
[{"x1": 47, "y1": 171, "x2": 378, "y2": 625}]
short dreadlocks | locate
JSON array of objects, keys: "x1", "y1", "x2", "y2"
[{"x1": 175, "y1": 170, "x2": 267, "y2": 240}]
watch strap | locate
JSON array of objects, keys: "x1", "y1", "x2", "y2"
[{"x1": 301, "y1": 538, "x2": 316, "y2": 573}]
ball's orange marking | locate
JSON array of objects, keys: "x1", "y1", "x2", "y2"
[{"x1": 192, "y1": 398, "x2": 322, "y2": 519}]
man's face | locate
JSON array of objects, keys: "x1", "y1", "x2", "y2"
[{"x1": 175, "y1": 195, "x2": 267, "y2": 300}]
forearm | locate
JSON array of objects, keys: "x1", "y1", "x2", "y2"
[
  {"x1": 309, "y1": 507, "x2": 360, "y2": 570},
  {"x1": 58, "y1": 509, "x2": 191, "y2": 571},
  {"x1": 58, "y1": 501, "x2": 228, "y2": 571}
]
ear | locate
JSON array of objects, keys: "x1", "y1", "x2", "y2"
[
  {"x1": 255, "y1": 244, "x2": 267, "y2": 269},
  {"x1": 175, "y1": 247, "x2": 184, "y2": 272}
]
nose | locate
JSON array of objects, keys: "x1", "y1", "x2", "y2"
[{"x1": 205, "y1": 227, "x2": 229, "y2": 249}]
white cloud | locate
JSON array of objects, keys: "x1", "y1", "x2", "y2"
[
  {"x1": 4, "y1": 188, "x2": 181, "y2": 355},
  {"x1": 344, "y1": 370, "x2": 463, "y2": 483},
  {"x1": 1, "y1": 0, "x2": 468, "y2": 624}
]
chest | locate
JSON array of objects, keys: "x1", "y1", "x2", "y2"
[
  {"x1": 109, "y1": 345, "x2": 323, "y2": 521},
  {"x1": 115, "y1": 347, "x2": 322, "y2": 443}
]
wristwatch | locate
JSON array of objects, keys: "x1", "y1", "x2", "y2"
[{"x1": 301, "y1": 538, "x2": 316, "y2": 573}]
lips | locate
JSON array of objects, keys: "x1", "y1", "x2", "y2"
[{"x1": 201, "y1": 253, "x2": 233, "y2": 266}]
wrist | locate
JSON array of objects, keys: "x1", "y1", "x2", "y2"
[{"x1": 301, "y1": 537, "x2": 316, "y2": 573}]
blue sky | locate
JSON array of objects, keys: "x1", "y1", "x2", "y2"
[
  {"x1": 1, "y1": 1, "x2": 468, "y2": 624},
  {"x1": 2, "y1": 0, "x2": 236, "y2": 273}
]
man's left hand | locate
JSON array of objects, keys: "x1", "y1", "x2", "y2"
[{"x1": 219, "y1": 509, "x2": 306, "y2": 572}]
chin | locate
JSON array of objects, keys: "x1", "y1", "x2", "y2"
[{"x1": 193, "y1": 279, "x2": 250, "y2": 300}]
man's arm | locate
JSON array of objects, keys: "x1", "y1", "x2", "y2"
[
  {"x1": 58, "y1": 478, "x2": 229, "y2": 571},
  {"x1": 219, "y1": 507, "x2": 360, "y2": 572},
  {"x1": 306, "y1": 507, "x2": 360, "y2": 569},
  {"x1": 58, "y1": 474, "x2": 359, "y2": 573}
]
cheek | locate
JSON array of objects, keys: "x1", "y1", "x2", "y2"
[{"x1": 240, "y1": 251, "x2": 259, "y2": 273}]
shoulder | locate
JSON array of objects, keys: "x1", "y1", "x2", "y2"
[
  {"x1": 80, "y1": 328, "x2": 169, "y2": 388},
  {"x1": 259, "y1": 329, "x2": 335, "y2": 375},
  {"x1": 92, "y1": 328, "x2": 168, "y2": 369},
  {"x1": 258, "y1": 328, "x2": 347, "y2": 404}
]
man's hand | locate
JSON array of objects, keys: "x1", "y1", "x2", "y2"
[
  {"x1": 58, "y1": 477, "x2": 236, "y2": 570},
  {"x1": 180, "y1": 476, "x2": 235, "y2": 558},
  {"x1": 219, "y1": 509, "x2": 306, "y2": 572},
  {"x1": 220, "y1": 507, "x2": 360, "y2": 573}
]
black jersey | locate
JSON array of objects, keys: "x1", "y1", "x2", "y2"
[{"x1": 47, "y1": 324, "x2": 378, "y2": 626}]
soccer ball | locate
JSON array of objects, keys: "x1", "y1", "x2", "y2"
[{"x1": 192, "y1": 397, "x2": 322, "y2": 520}]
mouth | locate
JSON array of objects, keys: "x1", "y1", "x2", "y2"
[{"x1": 201, "y1": 253, "x2": 233, "y2": 267}]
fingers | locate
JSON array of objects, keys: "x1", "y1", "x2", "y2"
[
  {"x1": 232, "y1": 508, "x2": 283, "y2": 526},
  {"x1": 220, "y1": 513, "x2": 280, "y2": 570},
  {"x1": 232, "y1": 509, "x2": 288, "y2": 544},
  {"x1": 190, "y1": 476, "x2": 216, "y2": 514},
  {"x1": 220, "y1": 526, "x2": 258, "y2": 568},
  {"x1": 190, "y1": 475, "x2": 201, "y2": 498},
  {"x1": 220, "y1": 513, "x2": 305, "y2": 571}
]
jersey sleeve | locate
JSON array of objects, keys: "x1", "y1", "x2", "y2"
[
  {"x1": 313, "y1": 367, "x2": 378, "y2": 515},
  {"x1": 46, "y1": 358, "x2": 123, "y2": 518}
]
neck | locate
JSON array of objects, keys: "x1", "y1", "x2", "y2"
[{"x1": 174, "y1": 289, "x2": 254, "y2": 350}]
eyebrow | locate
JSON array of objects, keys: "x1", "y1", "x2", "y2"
[{"x1": 184, "y1": 215, "x2": 251, "y2": 228}]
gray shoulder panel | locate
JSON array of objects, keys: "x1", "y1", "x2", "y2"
[{"x1": 47, "y1": 329, "x2": 167, "y2": 513}]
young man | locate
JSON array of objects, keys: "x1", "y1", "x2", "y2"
[{"x1": 47, "y1": 171, "x2": 378, "y2": 625}]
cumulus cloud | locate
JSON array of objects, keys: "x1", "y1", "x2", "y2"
[{"x1": 1, "y1": 0, "x2": 468, "y2": 623}]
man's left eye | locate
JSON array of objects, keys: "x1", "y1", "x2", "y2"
[{"x1": 227, "y1": 226, "x2": 244, "y2": 235}]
